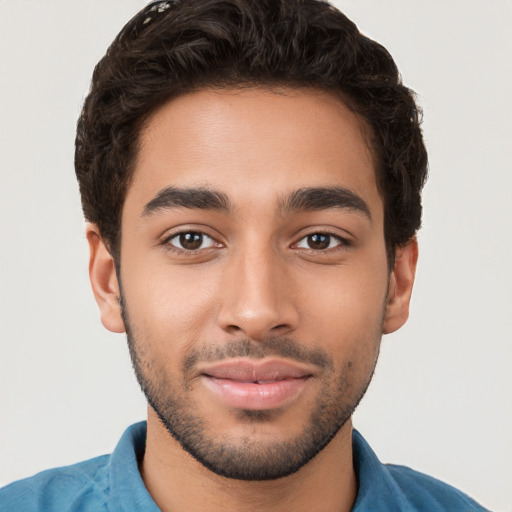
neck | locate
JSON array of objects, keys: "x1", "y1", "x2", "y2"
[{"x1": 140, "y1": 408, "x2": 357, "y2": 512}]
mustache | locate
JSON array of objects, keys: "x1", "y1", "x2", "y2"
[{"x1": 183, "y1": 337, "x2": 333, "y2": 376}]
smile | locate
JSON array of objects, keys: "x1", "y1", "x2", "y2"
[{"x1": 198, "y1": 359, "x2": 313, "y2": 410}]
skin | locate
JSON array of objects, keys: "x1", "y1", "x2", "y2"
[{"x1": 87, "y1": 88, "x2": 417, "y2": 512}]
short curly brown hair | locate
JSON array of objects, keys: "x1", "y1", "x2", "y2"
[{"x1": 75, "y1": 0, "x2": 428, "y2": 263}]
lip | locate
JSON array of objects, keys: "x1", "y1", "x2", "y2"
[{"x1": 198, "y1": 358, "x2": 314, "y2": 410}]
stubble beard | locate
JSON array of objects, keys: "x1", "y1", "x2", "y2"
[{"x1": 121, "y1": 299, "x2": 381, "y2": 481}]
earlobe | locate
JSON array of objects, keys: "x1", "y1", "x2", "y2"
[
  {"x1": 382, "y1": 238, "x2": 418, "y2": 335},
  {"x1": 86, "y1": 224, "x2": 126, "y2": 334}
]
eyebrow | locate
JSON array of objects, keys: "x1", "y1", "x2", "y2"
[
  {"x1": 280, "y1": 187, "x2": 372, "y2": 220},
  {"x1": 142, "y1": 185, "x2": 371, "y2": 220},
  {"x1": 142, "y1": 186, "x2": 232, "y2": 216}
]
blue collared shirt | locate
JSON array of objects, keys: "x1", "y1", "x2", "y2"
[{"x1": 0, "y1": 422, "x2": 489, "y2": 511}]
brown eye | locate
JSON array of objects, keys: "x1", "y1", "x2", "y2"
[
  {"x1": 296, "y1": 233, "x2": 348, "y2": 251},
  {"x1": 306, "y1": 234, "x2": 330, "y2": 250},
  {"x1": 179, "y1": 232, "x2": 203, "y2": 250},
  {"x1": 167, "y1": 231, "x2": 216, "y2": 251}
]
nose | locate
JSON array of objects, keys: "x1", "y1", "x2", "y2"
[{"x1": 217, "y1": 248, "x2": 299, "y2": 341}]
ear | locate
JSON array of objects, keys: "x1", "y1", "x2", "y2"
[
  {"x1": 86, "y1": 224, "x2": 125, "y2": 333},
  {"x1": 382, "y1": 238, "x2": 418, "y2": 335}
]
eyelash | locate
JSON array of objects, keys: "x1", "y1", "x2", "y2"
[
  {"x1": 293, "y1": 231, "x2": 352, "y2": 252},
  {"x1": 162, "y1": 229, "x2": 351, "y2": 255},
  {"x1": 163, "y1": 231, "x2": 219, "y2": 254}
]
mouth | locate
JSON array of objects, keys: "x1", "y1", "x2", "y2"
[{"x1": 198, "y1": 359, "x2": 314, "y2": 410}]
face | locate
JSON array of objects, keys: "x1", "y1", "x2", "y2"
[{"x1": 89, "y1": 88, "x2": 415, "y2": 480}]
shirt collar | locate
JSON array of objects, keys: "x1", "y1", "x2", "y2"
[
  {"x1": 107, "y1": 421, "x2": 408, "y2": 512},
  {"x1": 352, "y1": 429, "x2": 410, "y2": 511},
  {"x1": 108, "y1": 421, "x2": 159, "y2": 512}
]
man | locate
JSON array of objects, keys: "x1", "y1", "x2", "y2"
[{"x1": 0, "y1": 0, "x2": 492, "y2": 510}]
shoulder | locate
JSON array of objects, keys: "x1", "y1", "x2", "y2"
[
  {"x1": 384, "y1": 464, "x2": 490, "y2": 512},
  {"x1": 0, "y1": 455, "x2": 111, "y2": 512},
  {"x1": 0, "y1": 422, "x2": 151, "y2": 512},
  {"x1": 352, "y1": 429, "x2": 490, "y2": 511}
]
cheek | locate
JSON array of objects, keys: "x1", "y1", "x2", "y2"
[
  {"x1": 298, "y1": 252, "x2": 389, "y2": 357},
  {"x1": 121, "y1": 258, "x2": 221, "y2": 355}
]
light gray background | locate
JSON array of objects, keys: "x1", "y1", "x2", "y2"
[{"x1": 1, "y1": 1, "x2": 510, "y2": 510}]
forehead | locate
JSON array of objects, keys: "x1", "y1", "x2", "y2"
[{"x1": 126, "y1": 87, "x2": 381, "y2": 218}]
